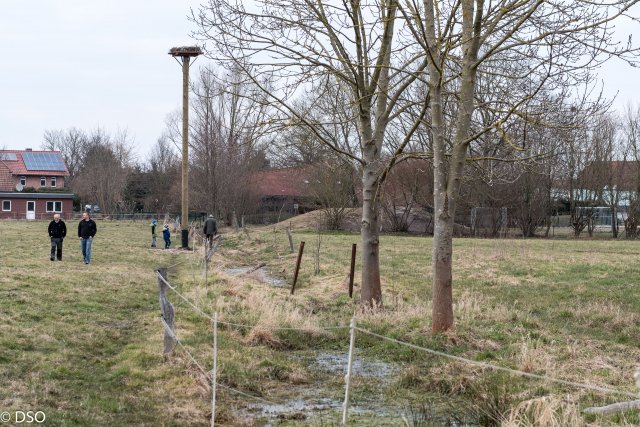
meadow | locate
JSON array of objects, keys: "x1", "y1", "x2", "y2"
[{"x1": 0, "y1": 219, "x2": 639, "y2": 426}]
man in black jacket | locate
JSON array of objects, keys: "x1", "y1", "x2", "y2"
[
  {"x1": 48, "y1": 214, "x2": 67, "y2": 261},
  {"x1": 78, "y1": 211, "x2": 97, "y2": 264},
  {"x1": 203, "y1": 214, "x2": 217, "y2": 248}
]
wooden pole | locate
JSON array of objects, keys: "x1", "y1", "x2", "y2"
[
  {"x1": 157, "y1": 268, "x2": 176, "y2": 355},
  {"x1": 286, "y1": 228, "x2": 294, "y2": 253},
  {"x1": 349, "y1": 243, "x2": 357, "y2": 298},
  {"x1": 205, "y1": 249, "x2": 209, "y2": 288},
  {"x1": 180, "y1": 55, "x2": 191, "y2": 249},
  {"x1": 290, "y1": 241, "x2": 305, "y2": 295}
]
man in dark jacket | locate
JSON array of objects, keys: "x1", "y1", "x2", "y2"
[
  {"x1": 48, "y1": 214, "x2": 67, "y2": 261},
  {"x1": 203, "y1": 214, "x2": 217, "y2": 247},
  {"x1": 78, "y1": 211, "x2": 97, "y2": 264}
]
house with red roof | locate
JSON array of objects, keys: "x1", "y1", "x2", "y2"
[
  {"x1": 0, "y1": 149, "x2": 74, "y2": 220},
  {"x1": 251, "y1": 165, "x2": 317, "y2": 215}
]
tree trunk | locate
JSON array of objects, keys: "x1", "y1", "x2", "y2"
[
  {"x1": 428, "y1": 0, "x2": 480, "y2": 333},
  {"x1": 432, "y1": 203, "x2": 454, "y2": 331},
  {"x1": 360, "y1": 162, "x2": 382, "y2": 307}
]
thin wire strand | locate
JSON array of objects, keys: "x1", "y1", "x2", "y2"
[
  {"x1": 158, "y1": 271, "x2": 213, "y2": 319},
  {"x1": 216, "y1": 383, "x2": 279, "y2": 406},
  {"x1": 157, "y1": 271, "x2": 349, "y2": 331},
  {"x1": 160, "y1": 317, "x2": 280, "y2": 406},
  {"x1": 159, "y1": 273, "x2": 636, "y2": 399},
  {"x1": 355, "y1": 327, "x2": 638, "y2": 399}
]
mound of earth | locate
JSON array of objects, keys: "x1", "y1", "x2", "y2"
[
  {"x1": 273, "y1": 208, "x2": 470, "y2": 236},
  {"x1": 273, "y1": 208, "x2": 362, "y2": 231}
]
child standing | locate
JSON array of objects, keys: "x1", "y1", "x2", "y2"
[{"x1": 162, "y1": 225, "x2": 171, "y2": 249}]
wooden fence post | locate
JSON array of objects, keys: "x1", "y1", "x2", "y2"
[
  {"x1": 349, "y1": 243, "x2": 357, "y2": 298},
  {"x1": 232, "y1": 211, "x2": 239, "y2": 231},
  {"x1": 157, "y1": 268, "x2": 176, "y2": 355},
  {"x1": 290, "y1": 241, "x2": 305, "y2": 295},
  {"x1": 286, "y1": 228, "x2": 295, "y2": 253}
]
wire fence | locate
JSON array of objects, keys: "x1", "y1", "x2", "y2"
[{"x1": 156, "y1": 269, "x2": 640, "y2": 426}]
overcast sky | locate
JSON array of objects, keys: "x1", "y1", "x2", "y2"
[
  {"x1": 1, "y1": 2, "x2": 639, "y2": 163},
  {"x1": 0, "y1": 0, "x2": 202, "y2": 161}
]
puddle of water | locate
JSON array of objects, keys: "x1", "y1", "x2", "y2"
[
  {"x1": 225, "y1": 266, "x2": 253, "y2": 275},
  {"x1": 254, "y1": 397, "x2": 338, "y2": 414},
  {"x1": 243, "y1": 394, "x2": 404, "y2": 426},
  {"x1": 224, "y1": 266, "x2": 287, "y2": 287},
  {"x1": 315, "y1": 351, "x2": 397, "y2": 378}
]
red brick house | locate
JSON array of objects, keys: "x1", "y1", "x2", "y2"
[{"x1": 0, "y1": 149, "x2": 74, "y2": 220}]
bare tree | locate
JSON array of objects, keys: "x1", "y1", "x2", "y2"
[
  {"x1": 145, "y1": 136, "x2": 181, "y2": 213},
  {"x1": 268, "y1": 97, "x2": 337, "y2": 168},
  {"x1": 587, "y1": 113, "x2": 626, "y2": 238},
  {"x1": 188, "y1": 65, "x2": 269, "y2": 222},
  {"x1": 620, "y1": 104, "x2": 640, "y2": 237},
  {"x1": 380, "y1": 159, "x2": 433, "y2": 233},
  {"x1": 73, "y1": 129, "x2": 134, "y2": 213},
  {"x1": 41, "y1": 127, "x2": 89, "y2": 184},
  {"x1": 193, "y1": 0, "x2": 430, "y2": 307},
  {"x1": 306, "y1": 159, "x2": 358, "y2": 230},
  {"x1": 400, "y1": 0, "x2": 639, "y2": 331}
]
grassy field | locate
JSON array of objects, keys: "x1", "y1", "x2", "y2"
[{"x1": 1, "y1": 220, "x2": 639, "y2": 426}]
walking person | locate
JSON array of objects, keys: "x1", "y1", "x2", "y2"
[
  {"x1": 162, "y1": 224, "x2": 171, "y2": 249},
  {"x1": 203, "y1": 214, "x2": 217, "y2": 248},
  {"x1": 78, "y1": 211, "x2": 97, "y2": 264},
  {"x1": 48, "y1": 213, "x2": 67, "y2": 261}
]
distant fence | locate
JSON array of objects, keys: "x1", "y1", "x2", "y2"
[{"x1": 0, "y1": 212, "x2": 216, "y2": 224}]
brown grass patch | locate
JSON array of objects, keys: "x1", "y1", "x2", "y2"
[{"x1": 503, "y1": 395, "x2": 582, "y2": 427}]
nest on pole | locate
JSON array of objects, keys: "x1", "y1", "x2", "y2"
[{"x1": 168, "y1": 46, "x2": 203, "y2": 57}]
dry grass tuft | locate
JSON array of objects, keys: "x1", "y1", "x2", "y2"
[
  {"x1": 245, "y1": 326, "x2": 282, "y2": 348},
  {"x1": 359, "y1": 299, "x2": 431, "y2": 328},
  {"x1": 574, "y1": 300, "x2": 639, "y2": 330},
  {"x1": 518, "y1": 335, "x2": 556, "y2": 374},
  {"x1": 503, "y1": 395, "x2": 582, "y2": 427},
  {"x1": 425, "y1": 363, "x2": 485, "y2": 395}
]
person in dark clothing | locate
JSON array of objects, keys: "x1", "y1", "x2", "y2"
[
  {"x1": 151, "y1": 218, "x2": 158, "y2": 248},
  {"x1": 203, "y1": 214, "x2": 217, "y2": 247},
  {"x1": 162, "y1": 225, "x2": 171, "y2": 249},
  {"x1": 78, "y1": 211, "x2": 97, "y2": 264},
  {"x1": 48, "y1": 213, "x2": 67, "y2": 261}
]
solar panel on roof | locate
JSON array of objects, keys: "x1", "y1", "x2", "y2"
[
  {"x1": 22, "y1": 152, "x2": 66, "y2": 171},
  {"x1": 0, "y1": 153, "x2": 17, "y2": 161}
]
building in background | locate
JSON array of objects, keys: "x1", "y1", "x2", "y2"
[{"x1": 0, "y1": 149, "x2": 74, "y2": 219}]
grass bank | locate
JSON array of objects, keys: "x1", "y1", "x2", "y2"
[{"x1": 1, "y1": 220, "x2": 639, "y2": 425}]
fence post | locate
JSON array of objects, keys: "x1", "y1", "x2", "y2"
[
  {"x1": 349, "y1": 244, "x2": 357, "y2": 298},
  {"x1": 157, "y1": 268, "x2": 176, "y2": 355},
  {"x1": 290, "y1": 241, "x2": 305, "y2": 295},
  {"x1": 232, "y1": 210, "x2": 239, "y2": 231},
  {"x1": 286, "y1": 227, "x2": 295, "y2": 253},
  {"x1": 342, "y1": 316, "x2": 356, "y2": 425},
  {"x1": 211, "y1": 312, "x2": 218, "y2": 427}
]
